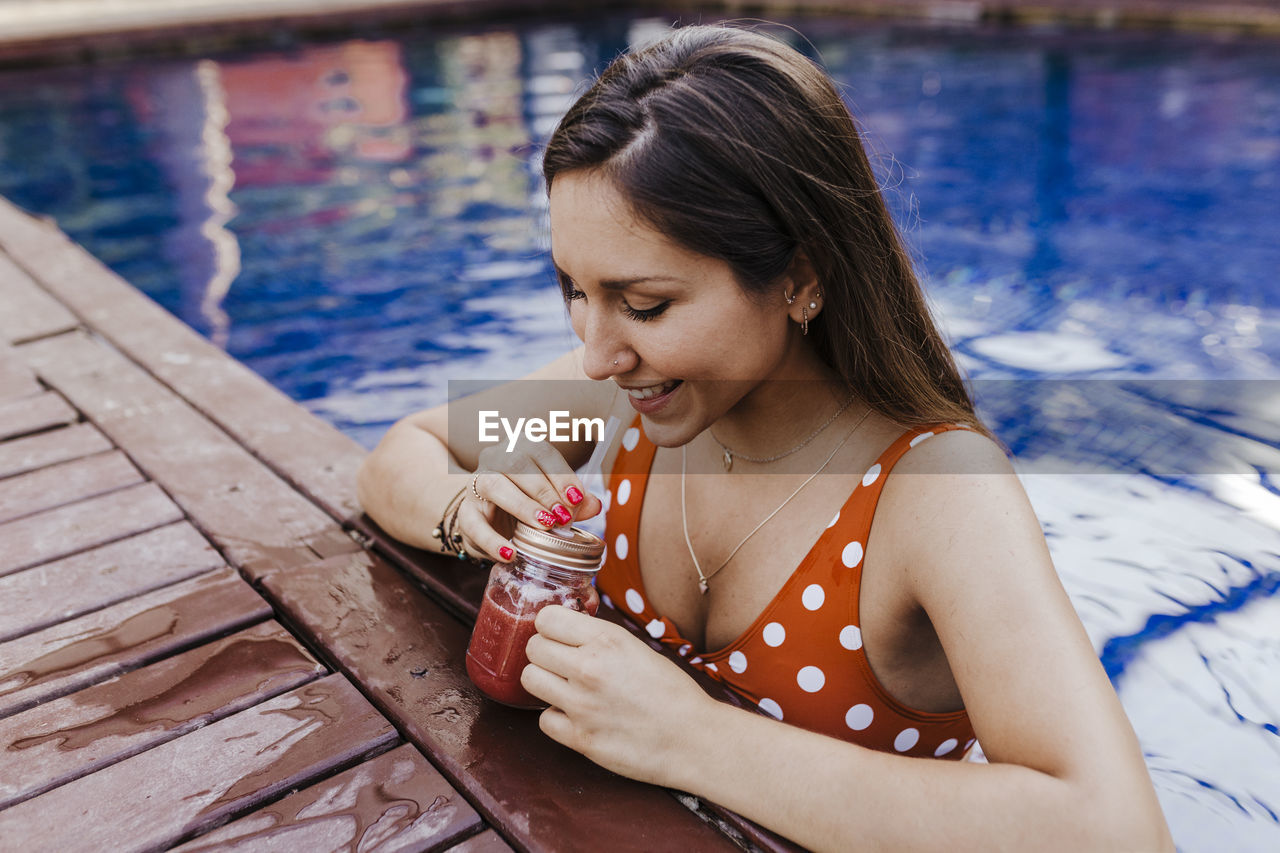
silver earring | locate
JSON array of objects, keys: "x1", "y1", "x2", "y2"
[
  {"x1": 613, "y1": 360, "x2": 619, "y2": 366},
  {"x1": 784, "y1": 289, "x2": 796, "y2": 305},
  {"x1": 801, "y1": 306, "x2": 809, "y2": 336}
]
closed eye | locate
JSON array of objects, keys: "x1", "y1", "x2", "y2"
[{"x1": 557, "y1": 272, "x2": 670, "y2": 322}]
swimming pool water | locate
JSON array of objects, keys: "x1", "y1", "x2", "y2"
[{"x1": 0, "y1": 13, "x2": 1277, "y2": 850}]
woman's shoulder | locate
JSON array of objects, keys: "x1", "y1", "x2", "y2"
[{"x1": 875, "y1": 423, "x2": 1034, "y2": 585}]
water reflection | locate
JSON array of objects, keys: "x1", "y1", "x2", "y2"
[{"x1": 0, "y1": 16, "x2": 1277, "y2": 851}]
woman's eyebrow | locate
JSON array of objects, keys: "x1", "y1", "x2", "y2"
[
  {"x1": 553, "y1": 264, "x2": 681, "y2": 291},
  {"x1": 597, "y1": 275, "x2": 682, "y2": 291}
]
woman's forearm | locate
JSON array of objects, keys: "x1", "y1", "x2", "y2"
[
  {"x1": 356, "y1": 420, "x2": 472, "y2": 552},
  {"x1": 672, "y1": 699, "x2": 1172, "y2": 853}
]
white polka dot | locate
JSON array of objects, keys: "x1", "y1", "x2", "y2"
[
  {"x1": 762, "y1": 622, "x2": 786, "y2": 647},
  {"x1": 689, "y1": 656, "x2": 703, "y2": 665},
  {"x1": 624, "y1": 588, "x2": 644, "y2": 613},
  {"x1": 841, "y1": 541, "x2": 864, "y2": 568},
  {"x1": 797, "y1": 666, "x2": 825, "y2": 692},
  {"x1": 600, "y1": 593, "x2": 613, "y2": 609},
  {"x1": 826, "y1": 510, "x2": 840, "y2": 529},
  {"x1": 645, "y1": 619, "x2": 665, "y2": 638},
  {"x1": 622, "y1": 427, "x2": 640, "y2": 451},
  {"x1": 705, "y1": 662, "x2": 718, "y2": 673},
  {"x1": 801, "y1": 584, "x2": 825, "y2": 611},
  {"x1": 845, "y1": 704, "x2": 873, "y2": 730},
  {"x1": 758, "y1": 698, "x2": 783, "y2": 720},
  {"x1": 614, "y1": 533, "x2": 629, "y2": 561},
  {"x1": 909, "y1": 431, "x2": 935, "y2": 447},
  {"x1": 862, "y1": 463, "x2": 882, "y2": 487},
  {"x1": 728, "y1": 651, "x2": 747, "y2": 673},
  {"x1": 964, "y1": 738, "x2": 976, "y2": 750},
  {"x1": 602, "y1": 490, "x2": 612, "y2": 512},
  {"x1": 617, "y1": 478, "x2": 632, "y2": 506},
  {"x1": 894, "y1": 728, "x2": 920, "y2": 752},
  {"x1": 839, "y1": 624, "x2": 863, "y2": 650},
  {"x1": 678, "y1": 643, "x2": 692, "y2": 657},
  {"x1": 934, "y1": 738, "x2": 958, "y2": 757}
]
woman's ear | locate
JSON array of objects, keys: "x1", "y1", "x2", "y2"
[{"x1": 785, "y1": 250, "x2": 822, "y2": 321}]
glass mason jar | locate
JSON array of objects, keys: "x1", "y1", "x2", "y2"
[{"x1": 465, "y1": 522, "x2": 604, "y2": 709}]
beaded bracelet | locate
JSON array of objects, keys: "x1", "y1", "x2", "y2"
[{"x1": 431, "y1": 485, "x2": 492, "y2": 567}]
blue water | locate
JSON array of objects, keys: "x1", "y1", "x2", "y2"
[{"x1": 0, "y1": 14, "x2": 1277, "y2": 851}]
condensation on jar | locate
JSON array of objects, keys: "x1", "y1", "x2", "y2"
[{"x1": 465, "y1": 521, "x2": 604, "y2": 709}]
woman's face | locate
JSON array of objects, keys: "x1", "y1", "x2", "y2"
[{"x1": 549, "y1": 169, "x2": 807, "y2": 447}]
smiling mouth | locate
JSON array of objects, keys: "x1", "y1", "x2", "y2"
[{"x1": 623, "y1": 380, "x2": 683, "y2": 400}]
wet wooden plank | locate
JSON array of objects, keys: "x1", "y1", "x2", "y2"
[
  {"x1": 0, "y1": 421, "x2": 112, "y2": 480},
  {"x1": 0, "y1": 568, "x2": 271, "y2": 718},
  {"x1": 260, "y1": 550, "x2": 738, "y2": 853},
  {"x1": 171, "y1": 743, "x2": 481, "y2": 853},
  {"x1": 446, "y1": 829, "x2": 516, "y2": 853},
  {"x1": 0, "y1": 208, "x2": 363, "y2": 521},
  {"x1": 0, "y1": 449, "x2": 144, "y2": 526},
  {"x1": 0, "y1": 251, "x2": 78, "y2": 345},
  {"x1": 16, "y1": 331, "x2": 360, "y2": 579},
  {"x1": 0, "y1": 391, "x2": 76, "y2": 442},
  {"x1": 0, "y1": 675, "x2": 397, "y2": 853},
  {"x1": 0, "y1": 522, "x2": 225, "y2": 643},
  {"x1": 0, "y1": 621, "x2": 325, "y2": 810},
  {"x1": 0, "y1": 481, "x2": 185, "y2": 578}
]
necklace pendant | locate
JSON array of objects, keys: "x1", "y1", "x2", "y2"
[
  {"x1": 698, "y1": 577, "x2": 710, "y2": 594},
  {"x1": 722, "y1": 448, "x2": 733, "y2": 472}
]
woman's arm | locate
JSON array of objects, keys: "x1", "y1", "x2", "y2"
[
  {"x1": 524, "y1": 430, "x2": 1173, "y2": 852},
  {"x1": 356, "y1": 345, "x2": 619, "y2": 552}
]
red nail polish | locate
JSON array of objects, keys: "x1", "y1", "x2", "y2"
[
  {"x1": 499, "y1": 546, "x2": 514, "y2": 561},
  {"x1": 536, "y1": 510, "x2": 556, "y2": 527},
  {"x1": 566, "y1": 486, "x2": 584, "y2": 506},
  {"x1": 552, "y1": 504, "x2": 573, "y2": 525}
]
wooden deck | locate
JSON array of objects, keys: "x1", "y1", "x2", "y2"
[{"x1": 0, "y1": 197, "x2": 799, "y2": 852}]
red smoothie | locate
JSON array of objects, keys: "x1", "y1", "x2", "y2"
[{"x1": 466, "y1": 578, "x2": 598, "y2": 708}]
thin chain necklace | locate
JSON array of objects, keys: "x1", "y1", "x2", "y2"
[
  {"x1": 681, "y1": 407, "x2": 871, "y2": 594},
  {"x1": 711, "y1": 394, "x2": 856, "y2": 471}
]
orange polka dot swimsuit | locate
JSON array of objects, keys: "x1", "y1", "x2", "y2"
[{"x1": 598, "y1": 417, "x2": 976, "y2": 760}]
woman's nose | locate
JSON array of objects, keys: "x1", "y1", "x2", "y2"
[{"x1": 578, "y1": 311, "x2": 631, "y2": 380}]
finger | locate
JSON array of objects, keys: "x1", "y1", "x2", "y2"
[
  {"x1": 454, "y1": 498, "x2": 515, "y2": 562},
  {"x1": 521, "y1": 661, "x2": 574, "y2": 709},
  {"x1": 537, "y1": 705, "x2": 575, "y2": 747},
  {"x1": 524, "y1": 630, "x2": 579, "y2": 677},
  {"x1": 472, "y1": 468, "x2": 562, "y2": 531},
  {"x1": 498, "y1": 442, "x2": 594, "y2": 526},
  {"x1": 534, "y1": 604, "x2": 603, "y2": 646}
]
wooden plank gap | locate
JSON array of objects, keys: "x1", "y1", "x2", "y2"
[
  {"x1": 0, "y1": 521, "x2": 227, "y2": 644},
  {"x1": 0, "y1": 421, "x2": 113, "y2": 481},
  {"x1": 0, "y1": 568, "x2": 273, "y2": 719},
  {"x1": 0, "y1": 390, "x2": 79, "y2": 442},
  {"x1": 0, "y1": 449, "x2": 145, "y2": 527},
  {"x1": 0, "y1": 676, "x2": 398, "y2": 853},
  {"x1": 0, "y1": 621, "x2": 327, "y2": 810},
  {"x1": 0, "y1": 481, "x2": 186, "y2": 578},
  {"x1": 168, "y1": 742, "x2": 483, "y2": 853}
]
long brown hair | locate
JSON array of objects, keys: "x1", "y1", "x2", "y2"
[{"x1": 543, "y1": 24, "x2": 989, "y2": 436}]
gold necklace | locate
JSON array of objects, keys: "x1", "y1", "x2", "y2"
[
  {"x1": 681, "y1": 407, "x2": 871, "y2": 594},
  {"x1": 710, "y1": 393, "x2": 856, "y2": 471}
]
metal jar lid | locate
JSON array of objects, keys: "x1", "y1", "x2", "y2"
[{"x1": 512, "y1": 522, "x2": 605, "y2": 572}]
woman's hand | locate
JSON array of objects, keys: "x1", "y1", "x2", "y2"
[
  {"x1": 521, "y1": 605, "x2": 717, "y2": 787},
  {"x1": 460, "y1": 438, "x2": 604, "y2": 561}
]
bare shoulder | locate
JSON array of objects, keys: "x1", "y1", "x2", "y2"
[{"x1": 875, "y1": 426, "x2": 1044, "y2": 597}]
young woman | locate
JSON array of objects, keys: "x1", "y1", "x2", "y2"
[{"x1": 358, "y1": 24, "x2": 1172, "y2": 851}]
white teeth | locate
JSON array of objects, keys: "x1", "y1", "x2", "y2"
[{"x1": 627, "y1": 381, "x2": 679, "y2": 400}]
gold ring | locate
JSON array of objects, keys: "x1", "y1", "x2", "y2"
[{"x1": 470, "y1": 472, "x2": 486, "y2": 503}]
